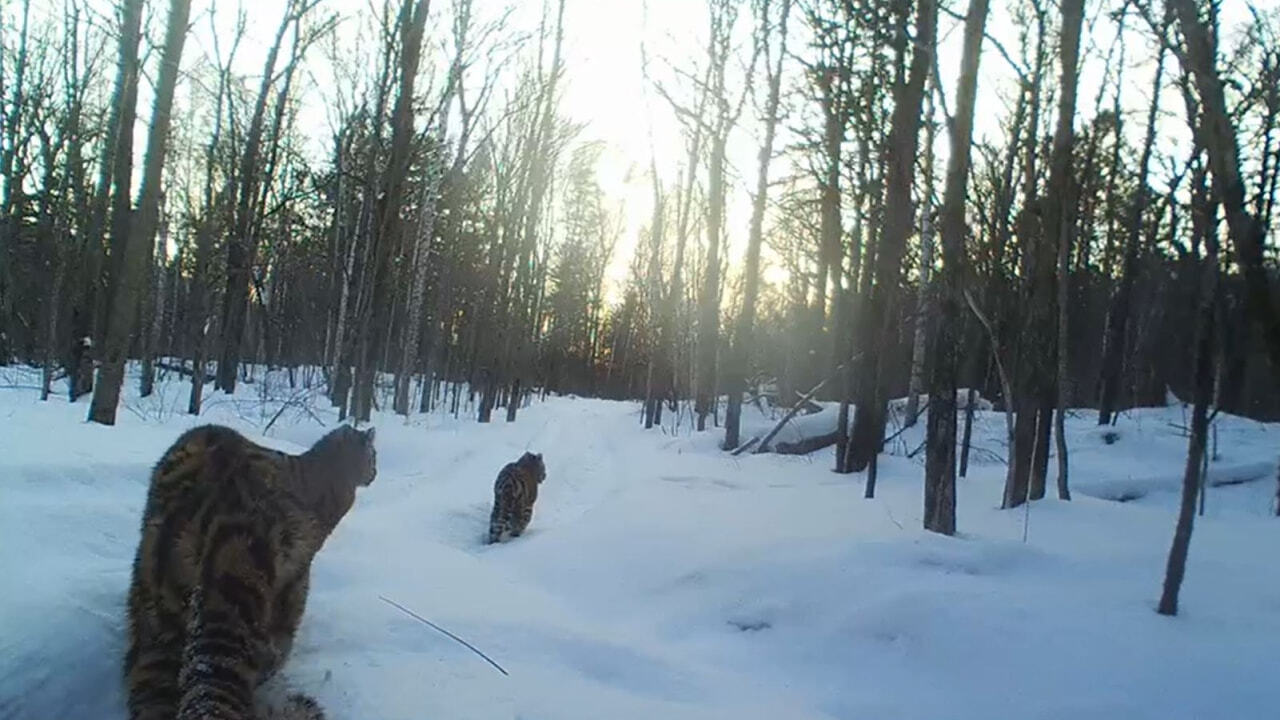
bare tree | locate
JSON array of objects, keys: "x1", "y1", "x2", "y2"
[
  {"x1": 850, "y1": 0, "x2": 937, "y2": 488},
  {"x1": 1098, "y1": 12, "x2": 1168, "y2": 425},
  {"x1": 924, "y1": 0, "x2": 990, "y2": 535},
  {"x1": 1158, "y1": 0, "x2": 1280, "y2": 615},
  {"x1": 352, "y1": 0, "x2": 431, "y2": 422},
  {"x1": 723, "y1": 0, "x2": 791, "y2": 451},
  {"x1": 188, "y1": 8, "x2": 244, "y2": 415},
  {"x1": 1157, "y1": 156, "x2": 1217, "y2": 617},
  {"x1": 695, "y1": 0, "x2": 755, "y2": 432},
  {"x1": 89, "y1": 0, "x2": 193, "y2": 425},
  {"x1": 216, "y1": 0, "x2": 321, "y2": 394},
  {"x1": 1167, "y1": 0, "x2": 1280, "y2": 372},
  {"x1": 1045, "y1": 0, "x2": 1086, "y2": 501}
]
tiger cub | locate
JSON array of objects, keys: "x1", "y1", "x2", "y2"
[
  {"x1": 124, "y1": 423, "x2": 377, "y2": 720},
  {"x1": 487, "y1": 452, "x2": 546, "y2": 543}
]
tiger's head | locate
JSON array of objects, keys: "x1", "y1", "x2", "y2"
[
  {"x1": 519, "y1": 451, "x2": 545, "y2": 484},
  {"x1": 316, "y1": 424, "x2": 378, "y2": 488}
]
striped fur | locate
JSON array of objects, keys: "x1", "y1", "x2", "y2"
[
  {"x1": 125, "y1": 424, "x2": 376, "y2": 720},
  {"x1": 487, "y1": 452, "x2": 545, "y2": 543}
]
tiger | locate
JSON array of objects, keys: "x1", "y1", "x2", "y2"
[
  {"x1": 487, "y1": 451, "x2": 546, "y2": 544},
  {"x1": 124, "y1": 423, "x2": 377, "y2": 720}
]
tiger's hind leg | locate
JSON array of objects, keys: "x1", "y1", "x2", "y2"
[
  {"x1": 125, "y1": 590, "x2": 185, "y2": 720},
  {"x1": 263, "y1": 569, "x2": 310, "y2": 684},
  {"x1": 487, "y1": 500, "x2": 505, "y2": 543},
  {"x1": 177, "y1": 530, "x2": 279, "y2": 720},
  {"x1": 257, "y1": 693, "x2": 326, "y2": 720},
  {"x1": 511, "y1": 505, "x2": 533, "y2": 538}
]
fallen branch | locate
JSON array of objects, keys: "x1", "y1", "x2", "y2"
[
  {"x1": 753, "y1": 352, "x2": 863, "y2": 455},
  {"x1": 963, "y1": 289, "x2": 1014, "y2": 439},
  {"x1": 379, "y1": 595, "x2": 509, "y2": 676},
  {"x1": 730, "y1": 436, "x2": 761, "y2": 456},
  {"x1": 883, "y1": 399, "x2": 932, "y2": 447},
  {"x1": 964, "y1": 287, "x2": 1020, "y2": 509}
]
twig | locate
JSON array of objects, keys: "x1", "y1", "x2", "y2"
[
  {"x1": 379, "y1": 595, "x2": 509, "y2": 676},
  {"x1": 883, "y1": 399, "x2": 931, "y2": 447}
]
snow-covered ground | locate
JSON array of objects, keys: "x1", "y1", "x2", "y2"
[{"x1": 2, "y1": 366, "x2": 1278, "y2": 719}]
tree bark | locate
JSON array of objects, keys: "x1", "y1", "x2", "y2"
[
  {"x1": 354, "y1": 0, "x2": 432, "y2": 422},
  {"x1": 924, "y1": 0, "x2": 988, "y2": 536},
  {"x1": 905, "y1": 89, "x2": 937, "y2": 429},
  {"x1": 88, "y1": 0, "x2": 192, "y2": 425},
  {"x1": 849, "y1": 0, "x2": 937, "y2": 477},
  {"x1": 1157, "y1": 205, "x2": 1217, "y2": 617},
  {"x1": 724, "y1": 0, "x2": 791, "y2": 451},
  {"x1": 1046, "y1": 0, "x2": 1086, "y2": 500},
  {"x1": 90, "y1": 0, "x2": 144, "y2": 354},
  {"x1": 1167, "y1": 0, "x2": 1280, "y2": 374}
]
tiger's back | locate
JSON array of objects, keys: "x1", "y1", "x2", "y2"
[
  {"x1": 125, "y1": 424, "x2": 376, "y2": 720},
  {"x1": 487, "y1": 452, "x2": 545, "y2": 543}
]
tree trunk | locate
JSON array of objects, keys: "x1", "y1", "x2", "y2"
[
  {"x1": 1046, "y1": 0, "x2": 1086, "y2": 500},
  {"x1": 394, "y1": 153, "x2": 446, "y2": 416},
  {"x1": 354, "y1": 0, "x2": 431, "y2": 423},
  {"x1": 924, "y1": 0, "x2": 989, "y2": 536},
  {"x1": 848, "y1": 0, "x2": 937, "y2": 476},
  {"x1": 724, "y1": 0, "x2": 790, "y2": 451},
  {"x1": 186, "y1": 222, "x2": 211, "y2": 415},
  {"x1": 906, "y1": 90, "x2": 937, "y2": 428},
  {"x1": 0, "y1": 0, "x2": 34, "y2": 359},
  {"x1": 1098, "y1": 25, "x2": 1166, "y2": 425},
  {"x1": 41, "y1": 219, "x2": 68, "y2": 402},
  {"x1": 92, "y1": 0, "x2": 144, "y2": 354},
  {"x1": 139, "y1": 225, "x2": 166, "y2": 397},
  {"x1": 88, "y1": 0, "x2": 191, "y2": 425},
  {"x1": 216, "y1": 5, "x2": 296, "y2": 394},
  {"x1": 1168, "y1": 0, "x2": 1280, "y2": 374},
  {"x1": 697, "y1": 132, "x2": 727, "y2": 432},
  {"x1": 1157, "y1": 208, "x2": 1218, "y2": 617}
]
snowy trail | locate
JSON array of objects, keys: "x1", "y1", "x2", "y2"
[{"x1": 2, "y1": 371, "x2": 1279, "y2": 719}]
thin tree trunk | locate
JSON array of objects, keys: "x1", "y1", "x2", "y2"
[
  {"x1": 1046, "y1": 0, "x2": 1085, "y2": 501},
  {"x1": 724, "y1": 0, "x2": 790, "y2": 451},
  {"x1": 697, "y1": 131, "x2": 726, "y2": 432},
  {"x1": 906, "y1": 90, "x2": 937, "y2": 428},
  {"x1": 1157, "y1": 209, "x2": 1217, "y2": 617},
  {"x1": 924, "y1": 0, "x2": 989, "y2": 536},
  {"x1": 139, "y1": 224, "x2": 166, "y2": 397},
  {"x1": 1098, "y1": 25, "x2": 1166, "y2": 424},
  {"x1": 1003, "y1": 3, "x2": 1048, "y2": 510},
  {"x1": 355, "y1": 0, "x2": 431, "y2": 423},
  {"x1": 216, "y1": 4, "x2": 296, "y2": 394},
  {"x1": 41, "y1": 214, "x2": 68, "y2": 402},
  {"x1": 849, "y1": 0, "x2": 937, "y2": 476}
]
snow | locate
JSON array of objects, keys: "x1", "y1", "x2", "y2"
[{"x1": 2, "y1": 365, "x2": 1278, "y2": 719}]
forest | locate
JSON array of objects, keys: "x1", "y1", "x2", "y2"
[{"x1": 0, "y1": 0, "x2": 1277, "y2": 605}]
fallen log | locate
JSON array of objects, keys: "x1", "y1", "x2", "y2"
[
  {"x1": 753, "y1": 352, "x2": 862, "y2": 454},
  {"x1": 157, "y1": 361, "x2": 215, "y2": 384},
  {"x1": 774, "y1": 431, "x2": 841, "y2": 455}
]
